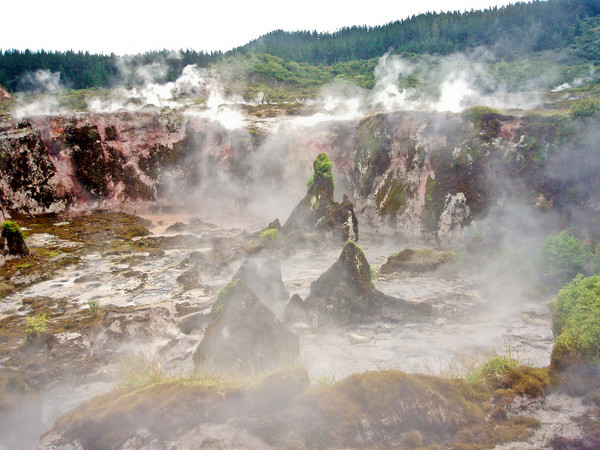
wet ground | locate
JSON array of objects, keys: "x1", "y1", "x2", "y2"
[{"x1": 0, "y1": 212, "x2": 574, "y2": 448}]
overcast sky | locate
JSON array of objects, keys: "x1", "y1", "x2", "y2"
[{"x1": 3, "y1": 0, "x2": 521, "y2": 55}]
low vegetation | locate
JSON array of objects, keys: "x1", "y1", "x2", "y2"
[
  {"x1": 540, "y1": 230, "x2": 592, "y2": 288},
  {"x1": 24, "y1": 313, "x2": 48, "y2": 340},
  {"x1": 551, "y1": 274, "x2": 600, "y2": 368}
]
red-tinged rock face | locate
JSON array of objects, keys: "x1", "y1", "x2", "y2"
[{"x1": 0, "y1": 109, "x2": 594, "y2": 241}]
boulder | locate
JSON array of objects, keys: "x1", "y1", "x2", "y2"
[
  {"x1": 283, "y1": 153, "x2": 358, "y2": 243},
  {"x1": 194, "y1": 280, "x2": 300, "y2": 374},
  {"x1": 295, "y1": 241, "x2": 430, "y2": 325}
]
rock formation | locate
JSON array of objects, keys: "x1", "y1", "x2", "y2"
[
  {"x1": 194, "y1": 280, "x2": 300, "y2": 373},
  {"x1": 380, "y1": 248, "x2": 454, "y2": 274},
  {"x1": 283, "y1": 153, "x2": 359, "y2": 243},
  {"x1": 232, "y1": 250, "x2": 288, "y2": 316},
  {"x1": 287, "y1": 241, "x2": 430, "y2": 325},
  {"x1": 0, "y1": 220, "x2": 29, "y2": 257},
  {"x1": 0, "y1": 109, "x2": 597, "y2": 241}
]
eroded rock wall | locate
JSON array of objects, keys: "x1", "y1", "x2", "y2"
[{"x1": 0, "y1": 109, "x2": 589, "y2": 240}]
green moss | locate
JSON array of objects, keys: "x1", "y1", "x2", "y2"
[
  {"x1": 211, "y1": 280, "x2": 240, "y2": 315},
  {"x1": 375, "y1": 173, "x2": 410, "y2": 216},
  {"x1": 1, "y1": 220, "x2": 23, "y2": 238},
  {"x1": 421, "y1": 175, "x2": 445, "y2": 233},
  {"x1": 259, "y1": 228, "x2": 279, "y2": 241},
  {"x1": 294, "y1": 369, "x2": 487, "y2": 447},
  {"x1": 462, "y1": 105, "x2": 502, "y2": 122}
]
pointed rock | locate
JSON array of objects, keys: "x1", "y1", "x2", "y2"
[
  {"x1": 232, "y1": 250, "x2": 288, "y2": 316},
  {"x1": 297, "y1": 241, "x2": 430, "y2": 325},
  {"x1": 194, "y1": 280, "x2": 300, "y2": 374},
  {"x1": 283, "y1": 153, "x2": 359, "y2": 243}
]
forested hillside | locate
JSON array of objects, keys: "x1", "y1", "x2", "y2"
[
  {"x1": 236, "y1": 0, "x2": 600, "y2": 63},
  {"x1": 1, "y1": 0, "x2": 599, "y2": 93}
]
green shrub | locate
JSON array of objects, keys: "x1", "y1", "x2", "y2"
[
  {"x1": 570, "y1": 98, "x2": 600, "y2": 117},
  {"x1": 551, "y1": 274, "x2": 600, "y2": 367},
  {"x1": 540, "y1": 230, "x2": 590, "y2": 287}
]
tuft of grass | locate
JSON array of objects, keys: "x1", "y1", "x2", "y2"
[
  {"x1": 314, "y1": 371, "x2": 337, "y2": 387},
  {"x1": 464, "y1": 347, "x2": 520, "y2": 388},
  {"x1": 120, "y1": 352, "x2": 240, "y2": 392},
  {"x1": 87, "y1": 298, "x2": 99, "y2": 314},
  {"x1": 120, "y1": 353, "x2": 167, "y2": 387}
]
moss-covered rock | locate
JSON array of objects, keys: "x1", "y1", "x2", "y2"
[
  {"x1": 380, "y1": 248, "x2": 454, "y2": 274},
  {"x1": 283, "y1": 153, "x2": 358, "y2": 243},
  {"x1": 0, "y1": 220, "x2": 29, "y2": 257},
  {"x1": 288, "y1": 370, "x2": 487, "y2": 448},
  {"x1": 194, "y1": 281, "x2": 300, "y2": 374},
  {"x1": 295, "y1": 241, "x2": 431, "y2": 325}
]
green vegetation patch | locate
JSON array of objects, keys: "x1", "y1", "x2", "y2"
[
  {"x1": 540, "y1": 230, "x2": 590, "y2": 288},
  {"x1": 1, "y1": 220, "x2": 23, "y2": 238},
  {"x1": 571, "y1": 97, "x2": 600, "y2": 117},
  {"x1": 211, "y1": 279, "x2": 239, "y2": 315},
  {"x1": 24, "y1": 313, "x2": 48, "y2": 340},
  {"x1": 551, "y1": 274, "x2": 600, "y2": 368},
  {"x1": 259, "y1": 228, "x2": 279, "y2": 241}
]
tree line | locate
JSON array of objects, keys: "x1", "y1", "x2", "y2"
[
  {"x1": 234, "y1": 0, "x2": 600, "y2": 64},
  {"x1": 1, "y1": 0, "x2": 599, "y2": 93},
  {"x1": 0, "y1": 49, "x2": 221, "y2": 93}
]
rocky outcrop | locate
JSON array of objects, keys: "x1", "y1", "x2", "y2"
[
  {"x1": 0, "y1": 108, "x2": 596, "y2": 241},
  {"x1": 0, "y1": 111, "x2": 249, "y2": 215},
  {"x1": 232, "y1": 250, "x2": 288, "y2": 316},
  {"x1": 283, "y1": 153, "x2": 359, "y2": 243},
  {"x1": 194, "y1": 280, "x2": 300, "y2": 373},
  {"x1": 0, "y1": 220, "x2": 29, "y2": 257},
  {"x1": 288, "y1": 241, "x2": 430, "y2": 325}
]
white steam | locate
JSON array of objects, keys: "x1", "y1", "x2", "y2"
[{"x1": 13, "y1": 70, "x2": 65, "y2": 118}]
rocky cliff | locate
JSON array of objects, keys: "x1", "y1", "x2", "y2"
[{"x1": 1, "y1": 108, "x2": 595, "y2": 241}]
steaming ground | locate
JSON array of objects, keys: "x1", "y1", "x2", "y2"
[
  {"x1": 1, "y1": 216, "x2": 554, "y2": 378},
  {"x1": 283, "y1": 229, "x2": 554, "y2": 378}
]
